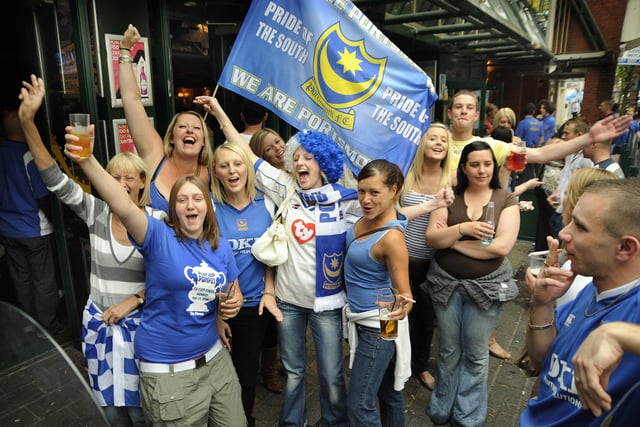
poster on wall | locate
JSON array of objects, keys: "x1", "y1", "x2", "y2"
[
  {"x1": 105, "y1": 34, "x2": 153, "y2": 108},
  {"x1": 112, "y1": 118, "x2": 153, "y2": 154}
]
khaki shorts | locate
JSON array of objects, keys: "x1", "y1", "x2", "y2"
[{"x1": 139, "y1": 347, "x2": 246, "y2": 426}]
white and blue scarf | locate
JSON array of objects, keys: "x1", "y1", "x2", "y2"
[
  {"x1": 82, "y1": 298, "x2": 142, "y2": 407},
  {"x1": 298, "y1": 183, "x2": 357, "y2": 312}
]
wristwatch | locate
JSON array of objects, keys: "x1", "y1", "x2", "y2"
[{"x1": 134, "y1": 293, "x2": 145, "y2": 307}]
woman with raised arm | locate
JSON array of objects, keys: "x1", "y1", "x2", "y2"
[
  {"x1": 248, "y1": 127, "x2": 288, "y2": 394},
  {"x1": 64, "y1": 122, "x2": 246, "y2": 426},
  {"x1": 119, "y1": 24, "x2": 212, "y2": 213},
  {"x1": 18, "y1": 74, "x2": 165, "y2": 426},
  {"x1": 195, "y1": 95, "x2": 360, "y2": 427},
  {"x1": 249, "y1": 128, "x2": 287, "y2": 171}
]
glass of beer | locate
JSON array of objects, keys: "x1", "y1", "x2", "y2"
[
  {"x1": 528, "y1": 250, "x2": 548, "y2": 277},
  {"x1": 69, "y1": 113, "x2": 91, "y2": 159},
  {"x1": 507, "y1": 139, "x2": 526, "y2": 172},
  {"x1": 217, "y1": 281, "x2": 236, "y2": 320},
  {"x1": 377, "y1": 287, "x2": 398, "y2": 340}
]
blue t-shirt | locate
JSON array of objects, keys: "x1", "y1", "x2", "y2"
[
  {"x1": 132, "y1": 215, "x2": 239, "y2": 363},
  {"x1": 515, "y1": 116, "x2": 544, "y2": 148},
  {"x1": 214, "y1": 195, "x2": 272, "y2": 307},
  {"x1": 0, "y1": 139, "x2": 53, "y2": 238},
  {"x1": 541, "y1": 115, "x2": 556, "y2": 145},
  {"x1": 613, "y1": 120, "x2": 639, "y2": 148},
  {"x1": 520, "y1": 282, "x2": 640, "y2": 426}
]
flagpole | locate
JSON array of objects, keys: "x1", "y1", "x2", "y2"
[{"x1": 203, "y1": 85, "x2": 220, "y2": 121}]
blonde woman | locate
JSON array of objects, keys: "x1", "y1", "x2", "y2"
[
  {"x1": 119, "y1": 24, "x2": 213, "y2": 213},
  {"x1": 18, "y1": 75, "x2": 165, "y2": 425},
  {"x1": 249, "y1": 128, "x2": 287, "y2": 171},
  {"x1": 400, "y1": 122, "x2": 454, "y2": 390}
]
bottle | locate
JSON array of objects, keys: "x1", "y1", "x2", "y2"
[
  {"x1": 139, "y1": 65, "x2": 148, "y2": 96},
  {"x1": 481, "y1": 201, "x2": 494, "y2": 246}
]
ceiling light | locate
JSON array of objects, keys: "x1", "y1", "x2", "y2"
[{"x1": 184, "y1": 1, "x2": 197, "y2": 7}]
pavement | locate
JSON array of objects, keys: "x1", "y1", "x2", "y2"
[
  {"x1": 1, "y1": 239, "x2": 536, "y2": 426},
  {"x1": 250, "y1": 239, "x2": 538, "y2": 427}
]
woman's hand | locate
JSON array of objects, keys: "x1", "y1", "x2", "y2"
[
  {"x1": 525, "y1": 178, "x2": 542, "y2": 190},
  {"x1": 458, "y1": 221, "x2": 494, "y2": 242},
  {"x1": 388, "y1": 294, "x2": 414, "y2": 320},
  {"x1": 102, "y1": 298, "x2": 138, "y2": 325},
  {"x1": 64, "y1": 124, "x2": 95, "y2": 161},
  {"x1": 435, "y1": 187, "x2": 455, "y2": 209},
  {"x1": 259, "y1": 293, "x2": 283, "y2": 321},
  {"x1": 193, "y1": 95, "x2": 220, "y2": 116},
  {"x1": 217, "y1": 282, "x2": 243, "y2": 320},
  {"x1": 121, "y1": 24, "x2": 140, "y2": 48},
  {"x1": 216, "y1": 317, "x2": 232, "y2": 351}
]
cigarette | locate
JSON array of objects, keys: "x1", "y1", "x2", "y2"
[{"x1": 399, "y1": 294, "x2": 416, "y2": 303}]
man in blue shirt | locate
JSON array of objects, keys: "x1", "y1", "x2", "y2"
[
  {"x1": 516, "y1": 103, "x2": 544, "y2": 148},
  {"x1": 0, "y1": 109, "x2": 59, "y2": 332},
  {"x1": 521, "y1": 178, "x2": 640, "y2": 426},
  {"x1": 538, "y1": 99, "x2": 557, "y2": 146}
]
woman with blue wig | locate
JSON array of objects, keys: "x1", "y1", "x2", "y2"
[{"x1": 195, "y1": 95, "x2": 360, "y2": 427}]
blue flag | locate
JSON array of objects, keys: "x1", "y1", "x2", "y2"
[{"x1": 218, "y1": 0, "x2": 437, "y2": 175}]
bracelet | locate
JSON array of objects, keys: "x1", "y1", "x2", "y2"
[
  {"x1": 118, "y1": 56, "x2": 133, "y2": 64},
  {"x1": 420, "y1": 201, "x2": 429, "y2": 212},
  {"x1": 458, "y1": 223, "x2": 464, "y2": 236},
  {"x1": 133, "y1": 293, "x2": 146, "y2": 306},
  {"x1": 262, "y1": 291, "x2": 275, "y2": 298},
  {"x1": 528, "y1": 315, "x2": 555, "y2": 330},
  {"x1": 119, "y1": 46, "x2": 131, "y2": 51},
  {"x1": 220, "y1": 122, "x2": 231, "y2": 130}
]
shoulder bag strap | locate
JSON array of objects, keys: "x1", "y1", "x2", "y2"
[{"x1": 273, "y1": 189, "x2": 296, "y2": 222}]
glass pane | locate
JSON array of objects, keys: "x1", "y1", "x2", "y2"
[{"x1": 0, "y1": 302, "x2": 108, "y2": 425}]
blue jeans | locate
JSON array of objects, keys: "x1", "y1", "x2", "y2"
[
  {"x1": 102, "y1": 405, "x2": 145, "y2": 427},
  {"x1": 347, "y1": 324, "x2": 404, "y2": 427},
  {"x1": 427, "y1": 287, "x2": 502, "y2": 427},
  {"x1": 276, "y1": 300, "x2": 348, "y2": 427}
]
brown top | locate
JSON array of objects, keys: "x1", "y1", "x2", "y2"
[{"x1": 436, "y1": 189, "x2": 517, "y2": 279}]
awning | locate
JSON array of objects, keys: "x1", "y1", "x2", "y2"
[{"x1": 354, "y1": 0, "x2": 553, "y2": 65}]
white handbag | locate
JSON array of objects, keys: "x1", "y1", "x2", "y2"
[{"x1": 251, "y1": 191, "x2": 294, "y2": 267}]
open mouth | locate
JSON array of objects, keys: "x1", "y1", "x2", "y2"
[{"x1": 184, "y1": 136, "x2": 196, "y2": 145}]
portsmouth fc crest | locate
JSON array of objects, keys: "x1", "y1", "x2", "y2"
[
  {"x1": 322, "y1": 252, "x2": 344, "y2": 290},
  {"x1": 302, "y1": 23, "x2": 386, "y2": 130}
]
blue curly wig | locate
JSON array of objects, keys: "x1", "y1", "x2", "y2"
[{"x1": 285, "y1": 130, "x2": 345, "y2": 183}]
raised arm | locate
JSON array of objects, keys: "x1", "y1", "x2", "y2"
[
  {"x1": 17, "y1": 75, "x2": 55, "y2": 170},
  {"x1": 526, "y1": 115, "x2": 632, "y2": 164},
  {"x1": 398, "y1": 187, "x2": 454, "y2": 220},
  {"x1": 119, "y1": 24, "x2": 164, "y2": 169},
  {"x1": 64, "y1": 130, "x2": 148, "y2": 245},
  {"x1": 526, "y1": 237, "x2": 575, "y2": 369},
  {"x1": 193, "y1": 95, "x2": 259, "y2": 164}
]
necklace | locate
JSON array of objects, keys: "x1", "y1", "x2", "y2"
[{"x1": 583, "y1": 280, "x2": 640, "y2": 317}]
